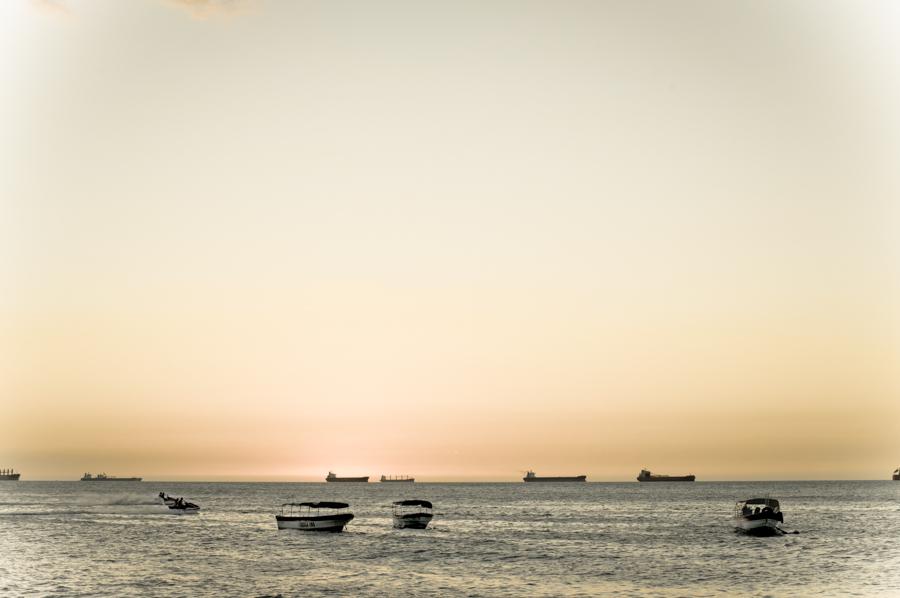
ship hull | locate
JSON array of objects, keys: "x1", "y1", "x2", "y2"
[
  {"x1": 0, "y1": 474, "x2": 20, "y2": 481},
  {"x1": 523, "y1": 476, "x2": 587, "y2": 482},
  {"x1": 381, "y1": 479, "x2": 414, "y2": 483},
  {"x1": 734, "y1": 517, "x2": 782, "y2": 536},
  {"x1": 81, "y1": 478, "x2": 142, "y2": 482},
  {"x1": 326, "y1": 477, "x2": 369, "y2": 483},
  {"x1": 637, "y1": 475, "x2": 695, "y2": 482},
  {"x1": 393, "y1": 513, "x2": 433, "y2": 529},
  {"x1": 168, "y1": 507, "x2": 200, "y2": 515},
  {"x1": 276, "y1": 513, "x2": 354, "y2": 532}
]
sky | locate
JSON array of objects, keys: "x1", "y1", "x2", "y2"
[{"x1": 1, "y1": 0, "x2": 898, "y2": 481}]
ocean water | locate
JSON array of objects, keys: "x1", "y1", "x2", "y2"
[{"x1": 1, "y1": 481, "x2": 898, "y2": 597}]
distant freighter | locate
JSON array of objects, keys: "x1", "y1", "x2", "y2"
[
  {"x1": 637, "y1": 469, "x2": 695, "y2": 482},
  {"x1": 325, "y1": 471, "x2": 369, "y2": 483},
  {"x1": 380, "y1": 475, "x2": 414, "y2": 483},
  {"x1": 0, "y1": 468, "x2": 20, "y2": 481},
  {"x1": 523, "y1": 470, "x2": 587, "y2": 482},
  {"x1": 81, "y1": 472, "x2": 142, "y2": 482}
]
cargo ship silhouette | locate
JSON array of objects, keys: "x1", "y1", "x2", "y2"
[
  {"x1": 325, "y1": 471, "x2": 369, "y2": 483},
  {"x1": 0, "y1": 468, "x2": 20, "y2": 481},
  {"x1": 80, "y1": 473, "x2": 142, "y2": 482},
  {"x1": 380, "y1": 475, "x2": 414, "y2": 483},
  {"x1": 523, "y1": 470, "x2": 587, "y2": 482},
  {"x1": 637, "y1": 469, "x2": 695, "y2": 482}
]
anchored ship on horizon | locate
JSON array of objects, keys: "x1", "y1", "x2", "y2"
[
  {"x1": 523, "y1": 470, "x2": 587, "y2": 482},
  {"x1": 325, "y1": 471, "x2": 369, "y2": 483},
  {"x1": 637, "y1": 469, "x2": 695, "y2": 482},
  {"x1": 81, "y1": 472, "x2": 142, "y2": 482},
  {"x1": 0, "y1": 468, "x2": 20, "y2": 481},
  {"x1": 380, "y1": 475, "x2": 414, "y2": 483}
]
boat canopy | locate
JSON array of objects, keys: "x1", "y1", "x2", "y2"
[
  {"x1": 741, "y1": 498, "x2": 780, "y2": 507},
  {"x1": 393, "y1": 499, "x2": 432, "y2": 508},
  {"x1": 282, "y1": 501, "x2": 349, "y2": 509}
]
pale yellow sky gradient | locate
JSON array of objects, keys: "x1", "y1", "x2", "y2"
[{"x1": 1, "y1": 0, "x2": 898, "y2": 480}]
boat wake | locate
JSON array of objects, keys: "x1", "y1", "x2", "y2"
[
  {"x1": 75, "y1": 493, "x2": 162, "y2": 506},
  {"x1": 0, "y1": 510, "x2": 97, "y2": 517}
]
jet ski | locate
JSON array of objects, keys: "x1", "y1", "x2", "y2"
[{"x1": 160, "y1": 492, "x2": 200, "y2": 513}]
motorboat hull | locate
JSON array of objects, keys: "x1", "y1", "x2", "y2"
[
  {"x1": 734, "y1": 517, "x2": 782, "y2": 536},
  {"x1": 276, "y1": 513, "x2": 354, "y2": 532},
  {"x1": 393, "y1": 513, "x2": 433, "y2": 529},
  {"x1": 169, "y1": 506, "x2": 200, "y2": 514}
]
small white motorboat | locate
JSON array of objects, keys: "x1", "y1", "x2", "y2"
[
  {"x1": 275, "y1": 502, "x2": 354, "y2": 532},
  {"x1": 392, "y1": 499, "x2": 433, "y2": 529},
  {"x1": 733, "y1": 498, "x2": 784, "y2": 536}
]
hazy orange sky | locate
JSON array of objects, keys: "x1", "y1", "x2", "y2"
[{"x1": 1, "y1": 0, "x2": 898, "y2": 481}]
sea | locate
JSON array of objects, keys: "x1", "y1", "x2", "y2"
[{"x1": 1, "y1": 481, "x2": 898, "y2": 597}]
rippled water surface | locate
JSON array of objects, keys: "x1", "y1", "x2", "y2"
[{"x1": 1, "y1": 481, "x2": 898, "y2": 596}]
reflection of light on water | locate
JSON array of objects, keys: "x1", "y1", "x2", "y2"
[{"x1": 1, "y1": 481, "x2": 898, "y2": 596}]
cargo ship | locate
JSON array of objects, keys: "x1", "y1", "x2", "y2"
[
  {"x1": 523, "y1": 470, "x2": 587, "y2": 482},
  {"x1": 380, "y1": 475, "x2": 414, "y2": 483},
  {"x1": 0, "y1": 468, "x2": 20, "y2": 481},
  {"x1": 325, "y1": 471, "x2": 369, "y2": 483},
  {"x1": 637, "y1": 469, "x2": 695, "y2": 482},
  {"x1": 80, "y1": 472, "x2": 142, "y2": 482}
]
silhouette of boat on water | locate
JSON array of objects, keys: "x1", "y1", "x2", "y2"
[
  {"x1": 325, "y1": 471, "x2": 369, "y2": 483},
  {"x1": 158, "y1": 492, "x2": 200, "y2": 513},
  {"x1": 392, "y1": 499, "x2": 433, "y2": 529},
  {"x1": 893, "y1": 467, "x2": 899, "y2": 481},
  {"x1": 637, "y1": 469, "x2": 695, "y2": 482},
  {"x1": 276, "y1": 502, "x2": 354, "y2": 532},
  {"x1": 0, "y1": 468, "x2": 20, "y2": 481},
  {"x1": 381, "y1": 475, "x2": 414, "y2": 483},
  {"x1": 81, "y1": 472, "x2": 142, "y2": 482},
  {"x1": 733, "y1": 498, "x2": 784, "y2": 536},
  {"x1": 523, "y1": 470, "x2": 587, "y2": 482}
]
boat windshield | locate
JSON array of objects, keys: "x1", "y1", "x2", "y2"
[
  {"x1": 735, "y1": 498, "x2": 780, "y2": 515},
  {"x1": 392, "y1": 500, "x2": 433, "y2": 515},
  {"x1": 280, "y1": 502, "x2": 349, "y2": 516}
]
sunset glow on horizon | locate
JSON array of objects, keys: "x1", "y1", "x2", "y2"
[{"x1": 2, "y1": 0, "x2": 898, "y2": 481}]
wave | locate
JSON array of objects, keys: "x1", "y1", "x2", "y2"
[{"x1": 0, "y1": 510, "x2": 95, "y2": 517}]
